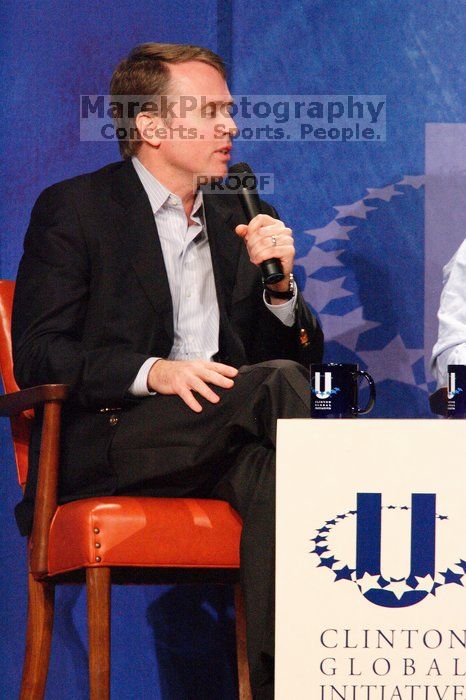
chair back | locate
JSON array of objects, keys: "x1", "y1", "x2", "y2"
[{"x1": 0, "y1": 280, "x2": 32, "y2": 489}]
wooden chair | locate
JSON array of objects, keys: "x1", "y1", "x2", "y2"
[{"x1": 0, "y1": 280, "x2": 251, "y2": 700}]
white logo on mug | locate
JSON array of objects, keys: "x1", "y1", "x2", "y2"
[
  {"x1": 314, "y1": 371, "x2": 333, "y2": 400},
  {"x1": 448, "y1": 372, "x2": 456, "y2": 400}
]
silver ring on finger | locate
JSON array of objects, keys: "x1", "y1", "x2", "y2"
[{"x1": 271, "y1": 235, "x2": 278, "y2": 246}]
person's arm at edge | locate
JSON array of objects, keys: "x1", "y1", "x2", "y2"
[{"x1": 431, "y1": 239, "x2": 466, "y2": 387}]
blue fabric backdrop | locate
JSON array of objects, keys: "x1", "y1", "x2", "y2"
[{"x1": 1, "y1": 0, "x2": 464, "y2": 697}]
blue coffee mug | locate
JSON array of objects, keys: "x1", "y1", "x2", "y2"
[
  {"x1": 310, "y1": 363, "x2": 376, "y2": 418},
  {"x1": 447, "y1": 365, "x2": 466, "y2": 418}
]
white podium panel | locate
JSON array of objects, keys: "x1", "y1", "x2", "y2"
[{"x1": 276, "y1": 419, "x2": 466, "y2": 700}]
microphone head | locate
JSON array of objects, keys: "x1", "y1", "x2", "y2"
[
  {"x1": 227, "y1": 162, "x2": 257, "y2": 192},
  {"x1": 228, "y1": 162, "x2": 253, "y2": 175}
]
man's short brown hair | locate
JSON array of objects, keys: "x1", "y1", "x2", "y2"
[{"x1": 110, "y1": 43, "x2": 226, "y2": 159}]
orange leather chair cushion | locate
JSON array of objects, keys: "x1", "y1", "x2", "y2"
[{"x1": 48, "y1": 497, "x2": 242, "y2": 576}]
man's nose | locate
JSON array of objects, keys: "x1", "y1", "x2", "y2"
[
  {"x1": 229, "y1": 118, "x2": 239, "y2": 138},
  {"x1": 219, "y1": 114, "x2": 239, "y2": 138}
]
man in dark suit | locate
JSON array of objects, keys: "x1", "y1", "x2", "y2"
[{"x1": 12, "y1": 43, "x2": 323, "y2": 698}]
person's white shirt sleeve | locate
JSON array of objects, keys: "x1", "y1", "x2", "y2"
[
  {"x1": 262, "y1": 285, "x2": 297, "y2": 326},
  {"x1": 431, "y1": 239, "x2": 466, "y2": 387},
  {"x1": 128, "y1": 357, "x2": 160, "y2": 397}
]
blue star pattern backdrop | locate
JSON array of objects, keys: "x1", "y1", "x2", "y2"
[{"x1": 230, "y1": 0, "x2": 466, "y2": 418}]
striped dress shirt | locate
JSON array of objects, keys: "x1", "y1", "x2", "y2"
[{"x1": 129, "y1": 156, "x2": 296, "y2": 396}]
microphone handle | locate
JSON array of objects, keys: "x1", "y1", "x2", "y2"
[{"x1": 240, "y1": 189, "x2": 285, "y2": 285}]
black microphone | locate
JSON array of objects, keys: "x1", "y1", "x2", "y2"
[{"x1": 228, "y1": 162, "x2": 284, "y2": 285}]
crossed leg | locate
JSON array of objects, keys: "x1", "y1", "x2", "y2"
[{"x1": 109, "y1": 360, "x2": 310, "y2": 698}]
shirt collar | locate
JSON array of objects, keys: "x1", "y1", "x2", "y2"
[{"x1": 132, "y1": 156, "x2": 203, "y2": 218}]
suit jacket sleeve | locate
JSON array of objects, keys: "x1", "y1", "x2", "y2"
[
  {"x1": 12, "y1": 184, "x2": 151, "y2": 407},
  {"x1": 233, "y1": 201, "x2": 324, "y2": 368}
]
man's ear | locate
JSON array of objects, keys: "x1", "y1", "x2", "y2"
[{"x1": 134, "y1": 112, "x2": 164, "y2": 149}]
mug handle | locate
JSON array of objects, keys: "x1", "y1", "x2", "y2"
[{"x1": 353, "y1": 370, "x2": 376, "y2": 415}]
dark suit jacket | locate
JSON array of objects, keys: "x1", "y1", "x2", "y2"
[{"x1": 12, "y1": 159, "x2": 323, "y2": 534}]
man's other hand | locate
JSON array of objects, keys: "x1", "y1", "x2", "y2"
[{"x1": 147, "y1": 359, "x2": 238, "y2": 412}]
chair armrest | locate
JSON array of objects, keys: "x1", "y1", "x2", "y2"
[
  {"x1": 429, "y1": 387, "x2": 448, "y2": 417},
  {"x1": 0, "y1": 384, "x2": 69, "y2": 577},
  {"x1": 0, "y1": 384, "x2": 69, "y2": 416}
]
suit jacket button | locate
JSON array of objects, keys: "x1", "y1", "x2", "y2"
[{"x1": 109, "y1": 415, "x2": 119, "y2": 426}]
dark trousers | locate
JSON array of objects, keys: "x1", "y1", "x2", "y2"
[{"x1": 109, "y1": 360, "x2": 310, "y2": 699}]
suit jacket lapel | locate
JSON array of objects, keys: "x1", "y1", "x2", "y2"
[
  {"x1": 203, "y1": 191, "x2": 243, "y2": 316},
  {"x1": 203, "y1": 191, "x2": 250, "y2": 364},
  {"x1": 111, "y1": 160, "x2": 174, "y2": 342}
]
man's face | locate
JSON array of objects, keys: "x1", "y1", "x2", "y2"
[{"x1": 150, "y1": 61, "x2": 237, "y2": 184}]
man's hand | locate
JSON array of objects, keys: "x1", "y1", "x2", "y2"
[
  {"x1": 235, "y1": 214, "x2": 295, "y2": 297},
  {"x1": 147, "y1": 359, "x2": 238, "y2": 412}
]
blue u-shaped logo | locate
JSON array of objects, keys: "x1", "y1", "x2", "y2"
[{"x1": 356, "y1": 493, "x2": 436, "y2": 608}]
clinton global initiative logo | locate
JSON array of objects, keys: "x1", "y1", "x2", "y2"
[
  {"x1": 311, "y1": 493, "x2": 466, "y2": 608},
  {"x1": 312, "y1": 371, "x2": 341, "y2": 400}
]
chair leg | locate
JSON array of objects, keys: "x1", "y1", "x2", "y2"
[
  {"x1": 87, "y1": 567, "x2": 111, "y2": 700},
  {"x1": 234, "y1": 583, "x2": 252, "y2": 700},
  {"x1": 20, "y1": 573, "x2": 55, "y2": 700}
]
